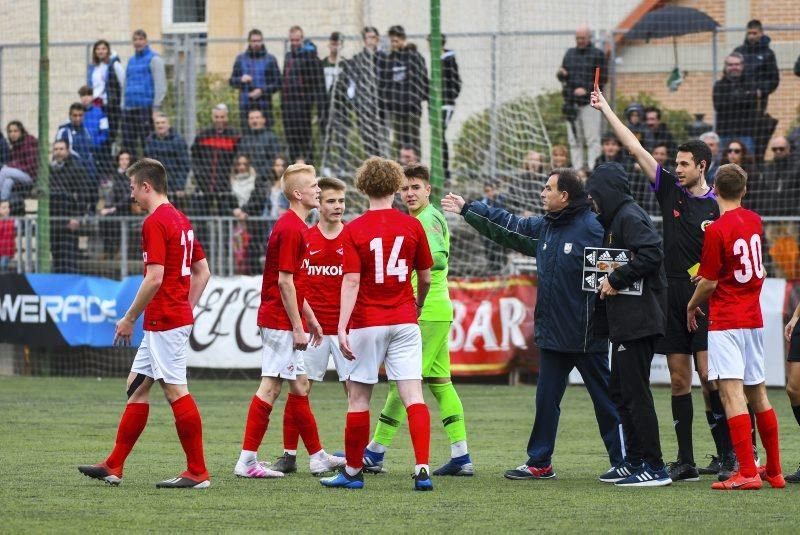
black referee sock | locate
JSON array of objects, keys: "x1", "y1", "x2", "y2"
[
  {"x1": 793, "y1": 405, "x2": 800, "y2": 427},
  {"x1": 705, "y1": 410, "x2": 721, "y2": 456},
  {"x1": 672, "y1": 394, "x2": 694, "y2": 465},
  {"x1": 709, "y1": 389, "x2": 732, "y2": 454}
]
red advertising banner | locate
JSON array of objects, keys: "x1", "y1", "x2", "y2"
[{"x1": 448, "y1": 276, "x2": 538, "y2": 376}]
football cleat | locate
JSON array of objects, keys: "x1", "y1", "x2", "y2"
[
  {"x1": 413, "y1": 467, "x2": 434, "y2": 491},
  {"x1": 598, "y1": 461, "x2": 640, "y2": 483},
  {"x1": 504, "y1": 464, "x2": 555, "y2": 480},
  {"x1": 784, "y1": 464, "x2": 800, "y2": 484},
  {"x1": 273, "y1": 452, "x2": 297, "y2": 474},
  {"x1": 234, "y1": 460, "x2": 284, "y2": 478},
  {"x1": 156, "y1": 471, "x2": 210, "y2": 489},
  {"x1": 697, "y1": 454, "x2": 721, "y2": 475},
  {"x1": 320, "y1": 468, "x2": 364, "y2": 489},
  {"x1": 757, "y1": 466, "x2": 786, "y2": 489},
  {"x1": 78, "y1": 463, "x2": 122, "y2": 486},
  {"x1": 614, "y1": 463, "x2": 672, "y2": 487},
  {"x1": 310, "y1": 453, "x2": 346, "y2": 476},
  {"x1": 362, "y1": 448, "x2": 386, "y2": 474},
  {"x1": 433, "y1": 454, "x2": 474, "y2": 476},
  {"x1": 666, "y1": 461, "x2": 700, "y2": 482},
  {"x1": 711, "y1": 471, "x2": 761, "y2": 490},
  {"x1": 717, "y1": 452, "x2": 738, "y2": 482}
]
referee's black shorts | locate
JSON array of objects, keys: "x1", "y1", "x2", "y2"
[
  {"x1": 656, "y1": 277, "x2": 708, "y2": 356},
  {"x1": 789, "y1": 322, "x2": 800, "y2": 362}
]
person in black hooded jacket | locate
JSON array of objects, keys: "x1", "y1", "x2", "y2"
[{"x1": 586, "y1": 161, "x2": 670, "y2": 486}]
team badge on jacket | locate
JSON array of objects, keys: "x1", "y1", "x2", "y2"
[{"x1": 563, "y1": 243, "x2": 572, "y2": 254}]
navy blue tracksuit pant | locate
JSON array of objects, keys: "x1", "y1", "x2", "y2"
[{"x1": 527, "y1": 349, "x2": 623, "y2": 468}]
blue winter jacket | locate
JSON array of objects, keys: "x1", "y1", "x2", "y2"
[
  {"x1": 125, "y1": 45, "x2": 156, "y2": 108},
  {"x1": 229, "y1": 47, "x2": 281, "y2": 118},
  {"x1": 55, "y1": 121, "x2": 97, "y2": 180},
  {"x1": 83, "y1": 105, "x2": 109, "y2": 147},
  {"x1": 462, "y1": 199, "x2": 607, "y2": 354},
  {"x1": 144, "y1": 130, "x2": 191, "y2": 191}
]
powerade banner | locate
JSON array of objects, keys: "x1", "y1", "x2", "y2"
[
  {"x1": 0, "y1": 273, "x2": 537, "y2": 376},
  {"x1": 0, "y1": 274, "x2": 144, "y2": 347}
]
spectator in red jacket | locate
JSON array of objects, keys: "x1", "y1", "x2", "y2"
[
  {"x1": 0, "y1": 121, "x2": 38, "y2": 202},
  {"x1": 190, "y1": 103, "x2": 241, "y2": 216},
  {"x1": 0, "y1": 200, "x2": 14, "y2": 272}
]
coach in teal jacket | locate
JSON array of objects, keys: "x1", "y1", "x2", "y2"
[{"x1": 442, "y1": 167, "x2": 622, "y2": 479}]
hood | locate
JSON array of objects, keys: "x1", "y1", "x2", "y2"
[
  {"x1": 624, "y1": 103, "x2": 644, "y2": 121},
  {"x1": 742, "y1": 34, "x2": 771, "y2": 50},
  {"x1": 586, "y1": 162, "x2": 634, "y2": 228},
  {"x1": 298, "y1": 39, "x2": 317, "y2": 55}
]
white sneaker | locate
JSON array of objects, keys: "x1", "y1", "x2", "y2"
[
  {"x1": 235, "y1": 460, "x2": 284, "y2": 478},
  {"x1": 310, "y1": 453, "x2": 346, "y2": 476}
]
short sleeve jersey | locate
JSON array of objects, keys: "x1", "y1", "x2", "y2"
[
  {"x1": 303, "y1": 224, "x2": 344, "y2": 335},
  {"x1": 342, "y1": 208, "x2": 434, "y2": 329},
  {"x1": 257, "y1": 210, "x2": 308, "y2": 330},
  {"x1": 698, "y1": 207, "x2": 765, "y2": 331},
  {"x1": 653, "y1": 165, "x2": 719, "y2": 277},
  {"x1": 412, "y1": 204, "x2": 453, "y2": 322},
  {"x1": 141, "y1": 203, "x2": 206, "y2": 331}
]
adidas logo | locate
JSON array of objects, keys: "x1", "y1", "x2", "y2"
[
  {"x1": 599, "y1": 251, "x2": 612, "y2": 261},
  {"x1": 618, "y1": 344, "x2": 626, "y2": 352},
  {"x1": 585, "y1": 275, "x2": 596, "y2": 288},
  {"x1": 614, "y1": 251, "x2": 628, "y2": 262},
  {"x1": 585, "y1": 251, "x2": 596, "y2": 266}
]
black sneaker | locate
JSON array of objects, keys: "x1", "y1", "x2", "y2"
[
  {"x1": 666, "y1": 461, "x2": 700, "y2": 482},
  {"x1": 717, "y1": 452, "x2": 738, "y2": 482},
  {"x1": 785, "y1": 464, "x2": 800, "y2": 484},
  {"x1": 155, "y1": 474, "x2": 210, "y2": 489},
  {"x1": 697, "y1": 455, "x2": 721, "y2": 475},
  {"x1": 273, "y1": 452, "x2": 297, "y2": 474}
]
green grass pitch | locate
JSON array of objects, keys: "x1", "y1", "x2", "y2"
[{"x1": 1, "y1": 376, "x2": 798, "y2": 532}]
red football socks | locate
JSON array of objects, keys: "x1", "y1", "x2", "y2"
[
  {"x1": 105, "y1": 402, "x2": 149, "y2": 470},
  {"x1": 407, "y1": 403, "x2": 431, "y2": 466},
  {"x1": 288, "y1": 393, "x2": 322, "y2": 455},
  {"x1": 282, "y1": 394, "x2": 300, "y2": 452},
  {"x1": 728, "y1": 413, "x2": 757, "y2": 478},
  {"x1": 345, "y1": 410, "x2": 370, "y2": 470},
  {"x1": 242, "y1": 395, "x2": 273, "y2": 452},
  {"x1": 755, "y1": 408, "x2": 782, "y2": 477},
  {"x1": 171, "y1": 394, "x2": 208, "y2": 479}
]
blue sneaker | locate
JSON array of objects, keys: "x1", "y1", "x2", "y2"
[
  {"x1": 433, "y1": 454, "x2": 474, "y2": 476},
  {"x1": 614, "y1": 462, "x2": 672, "y2": 487},
  {"x1": 413, "y1": 467, "x2": 434, "y2": 491},
  {"x1": 598, "y1": 461, "x2": 640, "y2": 483},
  {"x1": 320, "y1": 468, "x2": 364, "y2": 489},
  {"x1": 363, "y1": 448, "x2": 386, "y2": 474}
]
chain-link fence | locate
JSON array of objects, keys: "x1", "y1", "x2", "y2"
[{"x1": 0, "y1": 23, "x2": 798, "y2": 280}]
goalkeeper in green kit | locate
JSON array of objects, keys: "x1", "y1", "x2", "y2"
[{"x1": 362, "y1": 163, "x2": 473, "y2": 476}]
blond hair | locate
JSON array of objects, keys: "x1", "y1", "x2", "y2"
[{"x1": 282, "y1": 163, "x2": 316, "y2": 198}]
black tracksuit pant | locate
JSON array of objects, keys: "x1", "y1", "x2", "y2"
[{"x1": 608, "y1": 335, "x2": 664, "y2": 469}]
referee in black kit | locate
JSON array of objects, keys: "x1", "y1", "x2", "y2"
[{"x1": 591, "y1": 89, "x2": 737, "y2": 482}]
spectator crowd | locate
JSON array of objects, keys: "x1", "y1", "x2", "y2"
[{"x1": 0, "y1": 20, "x2": 798, "y2": 277}]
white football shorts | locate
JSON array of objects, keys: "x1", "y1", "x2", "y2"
[
  {"x1": 260, "y1": 328, "x2": 307, "y2": 380},
  {"x1": 346, "y1": 324, "x2": 422, "y2": 385},
  {"x1": 303, "y1": 334, "x2": 350, "y2": 382},
  {"x1": 131, "y1": 325, "x2": 192, "y2": 385},
  {"x1": 707, "y1": 328, "x2": 765, "y2": 385}
]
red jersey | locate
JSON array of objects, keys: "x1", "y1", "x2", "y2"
[
  {"x1": 698, "y1": 207, "x2": 765, "y2": 331},
  {"x1": 342, "y1": 208, "x2": 433, "y2": 329},
  {"x1": 141, "y1": 203, "x2": 205, "y2": 331},
  {"x1": 257, "y1": 210, "x2": 308, "y2": 330},
  {"x1": 0, "y1": 219, "x2": 15, "y2": 257},
  {"x1": 303, "y1": 224, "x2": 345, "y2": 335}
]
